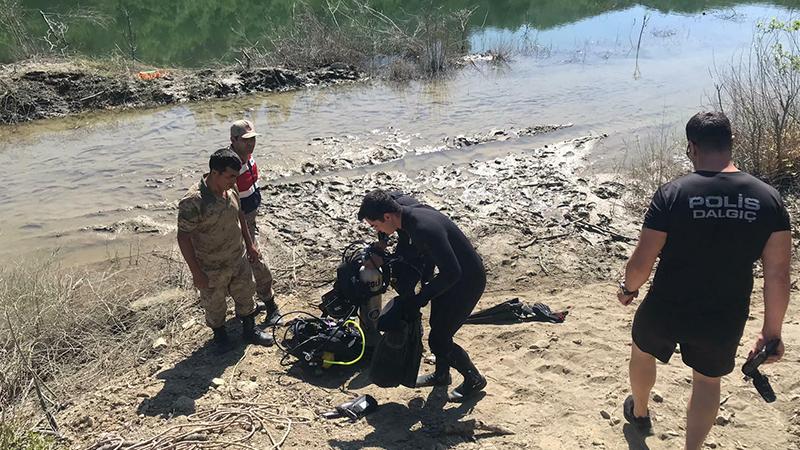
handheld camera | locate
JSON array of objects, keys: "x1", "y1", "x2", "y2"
[{"x1": 741, "y1": 339, "x2": 781, "y2": 403}]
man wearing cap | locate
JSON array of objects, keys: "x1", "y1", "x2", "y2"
[
  {"x1": 177, "y1": 148, "x2": 274, "y2": 352},
  {"x1": 229, "y1": 119, "x2": 281, "y2": 325}
]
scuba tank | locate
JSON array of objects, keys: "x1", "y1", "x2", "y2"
[
  {"x1": 358, "y1": 264, "x2": 384, "y2": 344},
  {"x1": 359, "y1": 264, "x2": 383, "y2": 293},
  {"x1": 320, "y1": 241, "x2": 391, "y2": 319}
]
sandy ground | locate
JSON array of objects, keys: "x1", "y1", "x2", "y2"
[
  {"x1": 50, "y1": 281, "x2": 800, "y2": 450},
  {"x1": 9, "y1": 130, "x2": 800, "y2": 450}
]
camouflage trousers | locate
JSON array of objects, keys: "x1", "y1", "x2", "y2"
[
  {"x1": 199, "y1": 254, "x2": 256, "y2": 328},
  {"x1": 244, "y1": 209, "x2": 275, "y2": 301}
]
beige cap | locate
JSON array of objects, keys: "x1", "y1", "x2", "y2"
[{"x1": 230, "y1": 119, "x2": 262, "y2": 139}]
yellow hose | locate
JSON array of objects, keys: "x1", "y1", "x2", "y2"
[{"x1": 321, "y1": 319, "x2": 366, "y2": 368}]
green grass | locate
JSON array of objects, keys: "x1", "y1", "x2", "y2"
[{"x1": 0, "y1": 423, "x2": 57, "y2": 450}]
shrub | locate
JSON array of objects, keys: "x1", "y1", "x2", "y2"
[
  {"x1": 232, "y1": 0, "x2": 477, "y2": 79},
  {"x1": 713, "y1": 18, "x2": 800, "y2": 189}
]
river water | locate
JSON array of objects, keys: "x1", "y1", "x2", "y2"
[{"x1": 0, "y1": 3, "x2": 796, "y2": 264}]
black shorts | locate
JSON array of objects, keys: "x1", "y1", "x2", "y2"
[{"x1": 631, "y1": 296, "x2": 747, "y2": 377}]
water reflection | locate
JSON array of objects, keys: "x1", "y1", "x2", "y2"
[{"x1": 4, "y1": 1, "x2": 798, "y2": 65}]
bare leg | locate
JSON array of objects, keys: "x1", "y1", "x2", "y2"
[
  {"x1": 629, "y1": 342, "x2": 656, "y2": 417},
  {"x1": 684, "y1": 370, "x2": 721, "y2": 450}
]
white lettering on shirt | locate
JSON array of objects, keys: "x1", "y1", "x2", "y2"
[{"x1": 688, "y1": 195, "x2": 760, "y2": 223}]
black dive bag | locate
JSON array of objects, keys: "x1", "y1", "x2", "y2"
[{"x1": 369, "y1": 298, "x2": 423, "y2": 388}]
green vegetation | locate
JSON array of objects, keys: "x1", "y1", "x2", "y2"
[{"x1": 0, "y1": 423, "x2": 57, "y2": 450}]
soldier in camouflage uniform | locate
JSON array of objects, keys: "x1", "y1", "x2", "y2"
[
  {"x1": 228, "y1": 119, "x2": 281, "y2": 325},
  {"x1": 177, "y1": 148, "x2": 273, "y2": 352}
]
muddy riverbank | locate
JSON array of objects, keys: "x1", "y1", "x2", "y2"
[{"x1": 0, "y1": 60, "x2": 360, "y2": 124}]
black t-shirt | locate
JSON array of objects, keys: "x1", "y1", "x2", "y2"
[{"x1": 644, "y1": 171, "x2": 790, "y2": 315}]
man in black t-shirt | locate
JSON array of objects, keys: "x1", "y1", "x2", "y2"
[
  {"x1": 618, "y1": 112, "x2": 791, "y2": 449},
  {"x1": 358, "y1": 189, "x2": 487, "y2": 403}
]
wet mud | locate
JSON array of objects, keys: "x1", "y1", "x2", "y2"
[{"x1": 0, "y1": 63, "x2": 360, "y2": 124}]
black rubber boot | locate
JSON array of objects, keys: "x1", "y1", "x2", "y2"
[
  {"x1": 416, "y1": 371, "x2": 452, "y2": 388},
  {"x1": 263, "y1": 297, "x2": 282, "y2": 327},
  {"x1": 212, "y1": 326, "x2": 234, "y2": 354},
  {"x1": 416, "y1": 358, "x2": 452, "y2": 387},
  {"x1": 241, "y1": 313, "x2": 274, "y2": 346},
  {"x1": 448, "y1": 372, "x2": 487, "y2": 402},
  {"x1": 448, "y1": 345, "x2": 486, "y2": 402}
]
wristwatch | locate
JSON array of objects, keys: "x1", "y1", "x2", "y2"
[{"x1": 618, "y1": 281, "x2": 638, "y2": 297}]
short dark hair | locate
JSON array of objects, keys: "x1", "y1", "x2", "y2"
[
  {"x1": 358, "y1": 189, "x2": 402, "y2": 221},
  {"x1": 686, "y1": 111, "x2": 732, "y2": 152},
  {"x1": 209, "y1": 148, "x2": 242, "y2": 173}
]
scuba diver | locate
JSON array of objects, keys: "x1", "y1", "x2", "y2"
[
  {"x1": 358, "y1": 189, "x2": 487, "y2": 402},
  {"x1": 357, "y1": 191, "x2": 430, "y2": 343}
]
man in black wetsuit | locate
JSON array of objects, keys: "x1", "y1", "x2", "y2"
[
  {"x1": 382, "y1": 191, "x2": 433, "y2": 296},
  {"x1": 618, "y1": 112, "x2": 791, "y2": 449},
  {"x1": 358, "y1": 189, "x2": 487, "y2": 402},
  {"x1": 358, "y1": 192, "x2": 427, "y2": 346}
]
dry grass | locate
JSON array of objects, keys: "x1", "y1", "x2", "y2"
[
  {"x1": 0, "y1": 0, "x2": 159, "y2": 79},
  {"x1": 0, "y1": 0, "x2": 111, "y2": 64},
  {"x1": 231, "y1": 0, "x2": 477, "y2": 79},
  {"x1": 0, "y1": 251, "x2": 196, "y2": 431},
  {"x1": 0, "y1": 0, "x2": 41, "y2": 60},
  {"x1": 620, "y1": 128, "x2": 691, "y2": 212}
]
